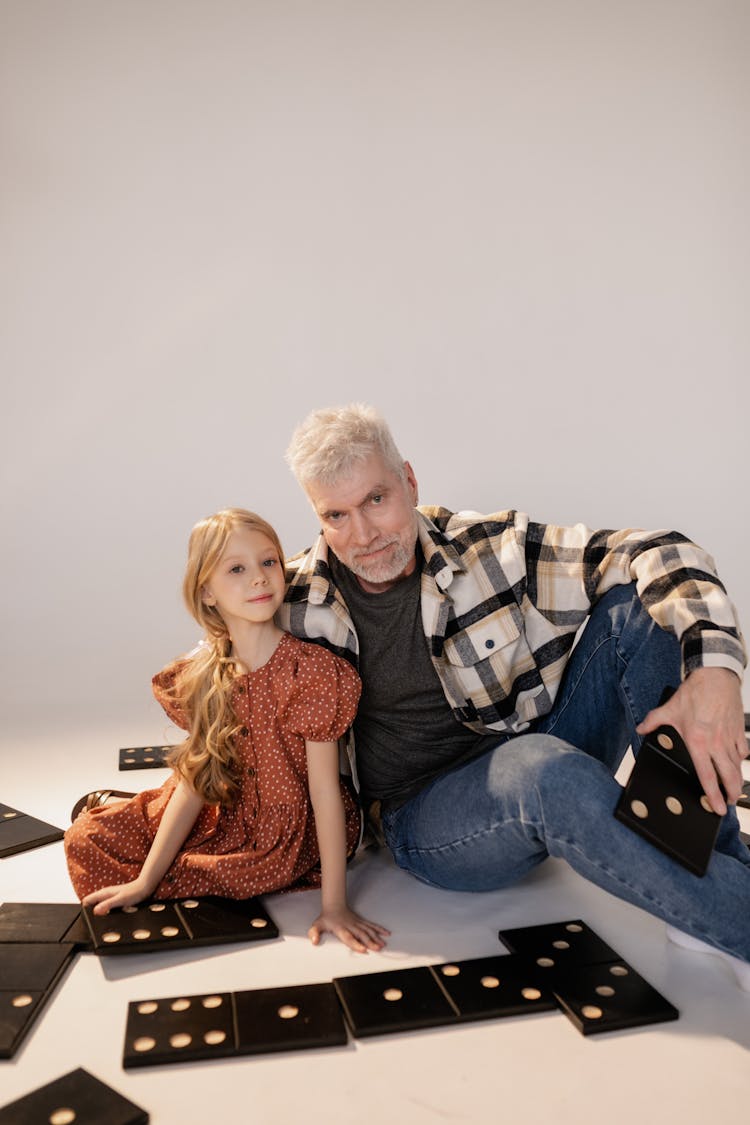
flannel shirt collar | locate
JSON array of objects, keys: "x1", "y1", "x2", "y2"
[
  {"x1": 416, "y1": 510, "x2": 465, "y2": 591},
  {"x1": 285, "y1": 532, "x2": 334, "y2": 606},
  {"x1": 285, "y1": 509, "x2": 465, "y2": 604}
]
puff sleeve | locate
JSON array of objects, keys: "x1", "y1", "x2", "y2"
[
  {"x1": 285, "y1": 643, "x2": 361, "y2": 741},
  {"x1": 151, "y1": 658, "x2": 191, "y2": 731}
]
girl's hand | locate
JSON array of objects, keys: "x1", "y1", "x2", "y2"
[
  {"x1": 82, "y1": 878, "x2": 151, "y2": 915},
  {"x1": 308, "y1": 906, "x2": 390, "y2": 954}
]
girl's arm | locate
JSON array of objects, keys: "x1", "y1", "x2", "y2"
[
  {"x1": 82, "y1": 779, "x2": 204, "y2": 915},
  {"x1": 305, "y1": 739, "x2": 390, "y2": 953}
]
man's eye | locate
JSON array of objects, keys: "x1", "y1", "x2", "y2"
[
  {"x1": 328, "y1": 512, "x2": 343, "y2": 522},
  {"x1": 371, "y1": 494, "x2": 383, "y2": 505}
]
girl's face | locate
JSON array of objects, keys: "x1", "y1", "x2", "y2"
[{"x1": 201, "y1": 527, "x2": 285, "y2": 631}]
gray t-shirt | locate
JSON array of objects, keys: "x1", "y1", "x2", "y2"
[{"x1": 330, "y1": 551, "x2": 498, "y2": 808}]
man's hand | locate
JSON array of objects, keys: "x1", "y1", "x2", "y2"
[
  {"x1": 636, "y1": 667, "x2": 747, "y2": 815},
  {"x1": 308, "y1": 905, "x2": 390, "y2": 954}
]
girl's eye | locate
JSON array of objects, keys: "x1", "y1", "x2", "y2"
[
  {"x1": 229, "y1": 564, "x2": 244, "y2": 574},
  {"x1": 262, "y1": 558, "x2": 277, "y2": 568}
]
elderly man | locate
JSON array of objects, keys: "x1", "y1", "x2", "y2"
[{"x1": 279, "y1": 403, "x2": 749, "y2": 983}]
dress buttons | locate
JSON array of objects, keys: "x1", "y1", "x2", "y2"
[
  {"x1": 236, "y1": 685, "x2": 245, "y2": 694},
  {"x1": 247, "y1": 767, "x2": 255, "y2": 777},
  {"x1": 240, "y1": 727, "x2": 249, "y2": 737}
]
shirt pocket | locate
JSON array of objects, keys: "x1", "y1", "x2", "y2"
[{"x1": 442, "y1": 604, "x2": 523, "y2": 668}]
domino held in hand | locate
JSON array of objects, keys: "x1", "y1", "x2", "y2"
[{"x1": 615, "y1": 724, "x2": 721, "y2": 876}]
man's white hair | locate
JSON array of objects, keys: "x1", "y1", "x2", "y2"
[{"x1": 285, "y1": 403, "x2": 406, "y2": 486}]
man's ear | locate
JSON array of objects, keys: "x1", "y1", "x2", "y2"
[
  {"x1": 201, "y1": 586, "x2": 217, "y2": 607},
  {"x1": 404, "y1": 460, "x2": 419, "y2": 505}
]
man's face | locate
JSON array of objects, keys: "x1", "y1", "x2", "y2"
[{"x1": 305, "y1": 452, "x2": 419, "y2": 592}]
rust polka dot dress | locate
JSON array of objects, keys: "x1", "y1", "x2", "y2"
[{"x1": 65, "y1": 634, "x2": 362, "y2": 901}]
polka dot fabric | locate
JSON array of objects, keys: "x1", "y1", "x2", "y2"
[{"x1": 65, "y1": 634, "x2": 362, "y2": 900}]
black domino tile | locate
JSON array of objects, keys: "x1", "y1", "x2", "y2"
[
  {"x1": 550, "y1": 959, "x2": 679, "y2": 1036},
  {"x1": 0, "y1": 902, "x2": 90, "y2": 950},
  {"x1": 123, "y1": 992, "x2": 236, "y2": 1069},
  {"x1": 176, "y1": 894, "x2": 279, "y2": 944},
  {"x1": 497, "y1": 919, "x2": 620, "y2": 975},
  {"x1": 119, "y1": 746, "x2": 173, "y2": 771},
  {"x1": 234, "y1": 982, "x2": 348, "y2": 1055},
  {"x1": 61, "y1": 910, "x2": 94, "y2": 949},
  {"x1": 333, "y1": 966, "x2": 458, "y2": 1038},
  {"x1": 0, "y1": 1067, "x2": 149, "y2": 1124},
  {"x1": 84, "y1": 895, "x2": 279, "y2": 955},
  {"x1": 0, "y1": 803, "x2": 64, "y2": 858},
  {"x1": 615, "y1": 725, "x2": 721, "y2": 876},
  {"x1": 0, "y1": 990, "x2": 47, "y2": 1060},
  {"x1": 84, "y1": 901, "x2": 191, "y2": 953},
  {"x1": 0, "y1": 942, "x2": 77, "y2": 993},
  {"x1": 431, "y1": 954, "x2": 558, "y2": 1022},
  {"x1": 0, "y1": 943, "x2": 76, "y2": 1058}
]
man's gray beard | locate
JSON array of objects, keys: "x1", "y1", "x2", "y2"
[{"x1": 347, "y1": 539, "x2": 415, "y2": 585}]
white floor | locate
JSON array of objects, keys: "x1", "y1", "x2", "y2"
[{"x1": 1, "y1": 718, "x2": 748, "y2": 1125}]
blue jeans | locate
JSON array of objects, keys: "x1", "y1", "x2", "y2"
[{"x1": 382, "y1": 584, "x2": 750, "y2": 962}]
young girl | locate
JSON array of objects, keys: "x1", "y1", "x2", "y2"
[{"x1": 65, "y1": 508, "x2": 389, "y2": 954}]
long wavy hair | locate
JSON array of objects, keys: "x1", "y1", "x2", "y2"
[{"x1": 163, "y1": 508, "x2": 285, "y2": 805}]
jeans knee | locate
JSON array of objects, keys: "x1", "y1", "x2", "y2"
[
  {"x1": 489, "y1": 734, "x2": 614, "y2": 826},
  {"x1": 486, "y1": 734, "x2": 579, "y2": 807}
]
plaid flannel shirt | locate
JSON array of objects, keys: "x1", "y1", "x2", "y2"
[{"x1": 278, "y1": 508, "x2": 745, "y2": 743}]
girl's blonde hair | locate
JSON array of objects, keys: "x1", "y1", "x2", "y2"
[{"x1": 163, "y1": 508, "x2": 285, "y2": 805}]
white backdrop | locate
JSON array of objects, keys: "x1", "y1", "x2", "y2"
[{"x1": 1, "y1": 0, "x2": 748, "y2": 731}]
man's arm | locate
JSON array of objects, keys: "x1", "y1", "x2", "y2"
[
  {"x1": 519, "y1": 520, "x2": 744, "y2": 673},
  {"x1": 521, "y1": 519, "x2": 747, "y2": 807}
]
